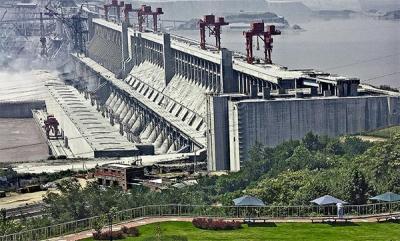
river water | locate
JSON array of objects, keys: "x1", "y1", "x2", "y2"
[{"x1": 172, "y1": 16, "x2": 400, "y2": 87}]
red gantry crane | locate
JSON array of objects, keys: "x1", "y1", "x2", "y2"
[
  {"x1": 123, "y1": 3, "x2": 134, "y2": 25},
  {"x1": 104, "y1": 0, "x2": 124, "y2": 22},
  {"x1": 137, "y1": 5, "x2": 163, "y2": 32},
  {"x1": 243, "y1": 22, "x2": 281, "y2": 64},
  {"x1": 105, "y1": 1, "x2": 163, "y2": 32},
  {"x1": 199, "y1": 14, "x2": 229, "y2": 50}
]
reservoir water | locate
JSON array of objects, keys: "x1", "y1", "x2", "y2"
[{"x1": 173, "y1": 17, "x2": 400, "y2": 87}]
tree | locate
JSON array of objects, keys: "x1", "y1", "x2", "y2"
[
  {"x1": 357, "y1": 134, "x2": 400, "y2": 193},
  {"x1": 84, "y1": 182, "x2": 129, "y2": 215},
  {"x1": 326, "y1": 139, "x2": 345, "y2": 156},
  {"x1": 43, "y1": 178, "x2": 89, "y2": 221},
  {"x1": 0, "y1": 219, "x2": 22, "y2": 236},
  {"x1": 92, "y1": 214, "x2": 106, "y2": 235},
  {"x1": 283, "y1": 144, "x2": 313, "y2": 171},
  {"x1": 346, "y1": 168, "x2": 370, "y2": 205},
  {"x1": 281, "y1": 144, "x2": 331, "y2": 171},
  {"x1": 343, "y1": 136, "x2": 372, "y2": 156},
  {"x1": 303, "y1": 132, "x2": 324, "y2": 151},
  {"x1": 246, "y1": 170, "x2": 320, "y2": 205}
]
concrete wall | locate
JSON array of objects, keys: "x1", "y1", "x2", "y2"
[
  {"x1": 206, "y1": 95, "x2": 230, "y2": 170},
  {"x1": 227, "y1": 96, "x2": 400, "y2": 170},
  {"x1": 0, "y1": 101, "x2": 46, "y2": 118},
  {"x1": 228, "y1": 99, "x2": 241, "y2": 172},
  {"x1": 87, "y1": 23, "x2": 122, "y2": 75}
]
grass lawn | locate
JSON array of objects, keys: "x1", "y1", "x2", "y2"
[
  {"x1": 80, "y1": 221, "x2": 400, "y2": 241},
  {"x1": 364, "y1": 125, "x2": 400, "y2": 138}
]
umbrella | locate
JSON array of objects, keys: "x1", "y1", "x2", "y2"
[
  {"x1": 310, "y1": 195, "x2": 347, "y2": 205},
  {"x1": 369, "y1": 192, "x2": 400, "y2": 202},
  {"x1": 233, "y1": 195, "x2": 265, "y2": 206}
]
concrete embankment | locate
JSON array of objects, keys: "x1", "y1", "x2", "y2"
[{"x1": 0, "y1": 101, "x2": 46, "y2": 118}]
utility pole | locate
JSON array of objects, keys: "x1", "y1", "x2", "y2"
[
  {"x1": 194, "y1": 149, "x2": 197, "y2": 174},
  {"x1": 107, "y1": 207, "x2": 117, "y2": 241},
  {"x1": 39, "y1": 12, "x2": 47, "y2": 57},
  {"x1": 108, "y1": 211, "x2": 113, "y2": 241}
]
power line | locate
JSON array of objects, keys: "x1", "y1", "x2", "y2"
[
  {"x1": 324, "y1": 52, "x2": 400, "y2": 71},
  {"x1": 363, "y1": 71, "x2": 400, "y2": 83},
  {"x1": 0, "y1": 142, "x2": 47, "y2": 151}
]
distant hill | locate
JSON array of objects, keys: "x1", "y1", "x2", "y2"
[
  {"x1": 381, "y1": 10, "x2": 400, "y2": 20},
  {"x1": 312, "y1": 10, "x2": 357, "y2": 19},
  {"x1": 299, "y1": 0, "x2": 361, "y2": 11},
  {"x1": 267, "y1": 1, "x2": 312, "y2": 19},
  {"x1": 267, "y1": 0, "x2": 361, "y2": 12},
  {"x1": 177, "y1": 12, "x2": 289, "y2": 30},
  {"x1": 141, "y1": 0, "x2": 269, "y2": 21},
  {"x1": 224, "y1": 12, "x2": 288, "y2": 24},
  {"x1": 359, "y1": 0, "x2": 400, "y2": 12}
]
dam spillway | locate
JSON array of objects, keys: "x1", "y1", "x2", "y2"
[
  {"x1": 58, "y1": 11, "x2": 400, "y2": 172},
  {"x1": 46, "y1": 83, "x2": 140, "y2": 158}
]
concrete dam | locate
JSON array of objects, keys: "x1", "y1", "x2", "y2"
[{"x1": 54, "y1": 8, "x2": 400, "y2": 172}]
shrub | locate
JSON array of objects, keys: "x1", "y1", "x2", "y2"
[
  {"x1": 121, "y1": 226, "x2": 139, "y2": 237},
  {"x1": 92, "y1": 230, "x2": 125, "y2": 240},
  {"x1": 192, "y1": 218, "x2": 241, "y2": 230},
  {"x1": 120, "y1": 225, "x2": 128, "y2": 233}
]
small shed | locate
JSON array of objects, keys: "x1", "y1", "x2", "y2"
[
  {"x1": 233, "y1": 195, "x2": 265, "y2": 206},
  {"x1": 310, "y1": 195, "x2": 347, "y2": 205}
]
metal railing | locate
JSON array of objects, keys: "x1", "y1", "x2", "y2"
[{"x1": 1, "y1": 201, "x2": 400, "y2": 241}]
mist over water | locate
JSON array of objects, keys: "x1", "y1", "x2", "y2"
[
  {"x1": 0, "y1": 38, "x2": 66, "y2": 102},
  {"x1": 0, "y1": 70, "x2": 60, "y2": 102},
  {"x1": 0, "y1": 49, "x2": 62, "y2": 102},
  {"x1": 173, "y1": 16, "x2": 400, "y2": 87}
]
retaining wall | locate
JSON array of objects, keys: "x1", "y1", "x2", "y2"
[
  {"x1": 0, "y1": 101, "x2": 46, "y2": 118},
  {"x1": 229, "y1": 96, "x2": 400, "y2": 170}
]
